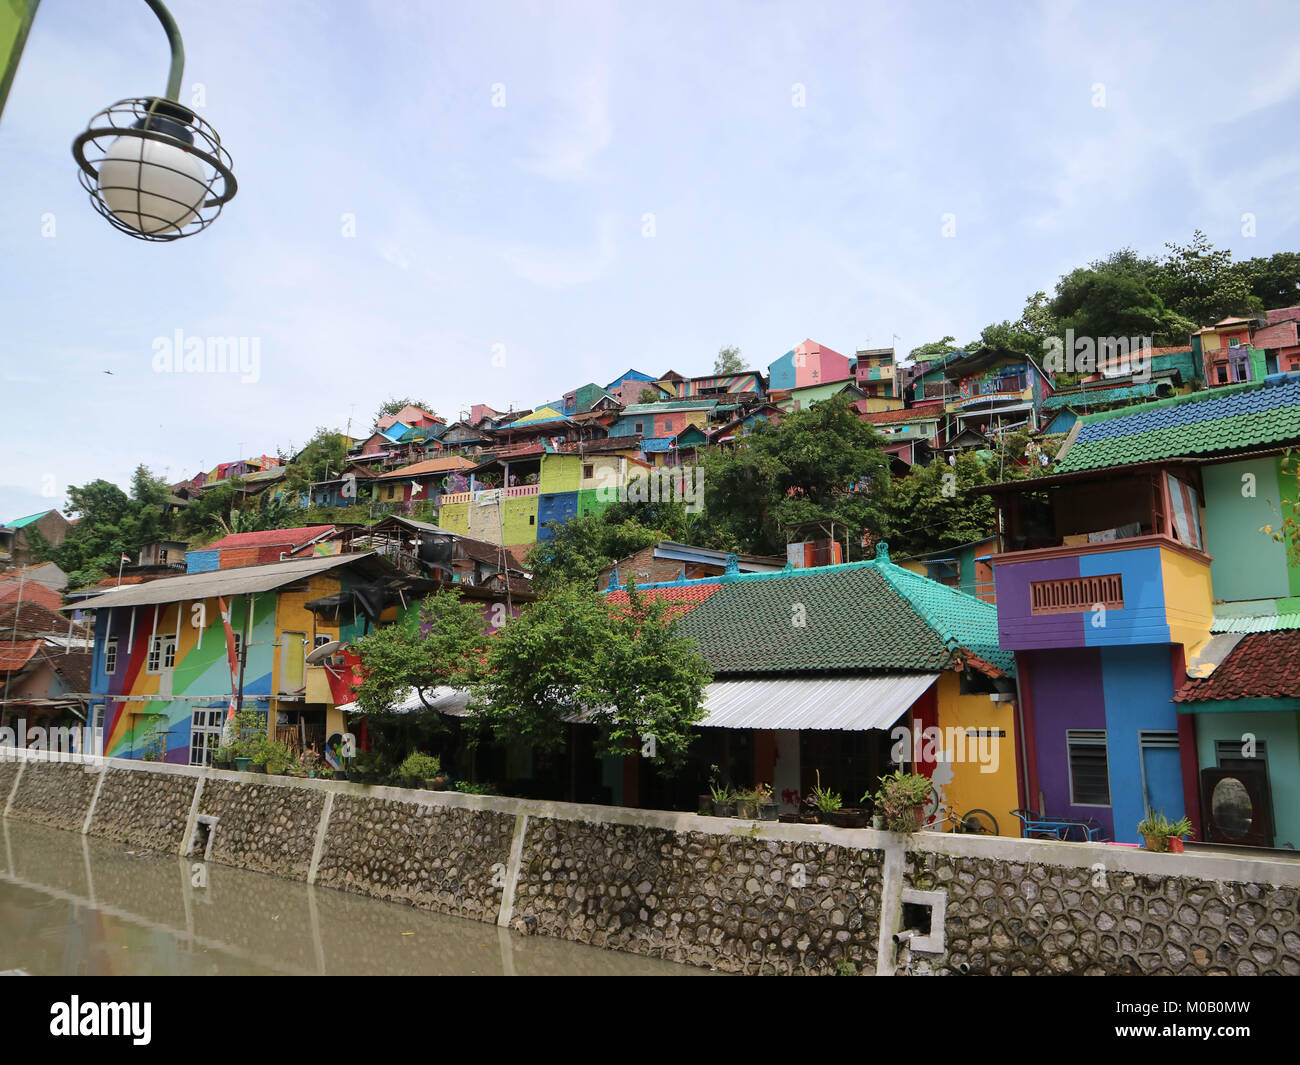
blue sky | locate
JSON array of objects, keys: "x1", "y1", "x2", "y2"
[{"x1": 2, "y1": 0, "x2": 1299, "y2": 522}]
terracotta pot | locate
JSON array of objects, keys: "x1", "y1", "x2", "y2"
[
  {"x1": 1143, "y1": 833, "x2": 1167, "y2": 852},
  {"x1": 1167, "y1": 835, "x2": 1185, "y2": 853}
]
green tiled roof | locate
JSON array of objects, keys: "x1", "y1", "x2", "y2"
[
  {"x1": 1055, "y1": 374, "x2": 1300, "y2": 473},
  {"x1": 620, "y1": 399, "x2": 720, "y2": 414},
  {"x1": 621, "y1": 545, "x2": 1013, "y2": 677},
  {"x1": 3, "y1": 511, "x2": 53, "y2": 529},
  {"x1": 1041, "y1": 383, "x2": 1157, "y2": 411}
]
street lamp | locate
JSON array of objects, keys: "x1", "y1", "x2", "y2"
[{"x1": 70, "y1": 0, "x2": 236, "y2": 240}]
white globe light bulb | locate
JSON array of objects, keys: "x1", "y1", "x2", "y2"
[{"x1": 98, "y1": 134, "x2": 208, "y2": 237}]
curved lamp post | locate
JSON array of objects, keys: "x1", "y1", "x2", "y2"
[{"x1": 71, "y1": 0, "x2": 236, "y2": 240}]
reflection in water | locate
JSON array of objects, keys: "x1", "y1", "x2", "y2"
[{"x1": 0, "y1": 820, "x2": 704, "y2": 976}]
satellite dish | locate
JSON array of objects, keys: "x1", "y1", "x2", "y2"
[{"x1": 306, "y1": 640, "x2": 343, "y2": 664}]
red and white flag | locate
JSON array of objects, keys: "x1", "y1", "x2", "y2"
[{"x1": 217, "y1": 596, "x2": 241, "y2": 740}]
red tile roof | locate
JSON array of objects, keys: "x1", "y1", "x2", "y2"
[
  {"x1": 1174, "y1": 632, "x2": 1300, "y2": 702},
  {"x1": 199, "y1": 525, "x2": 336, "y2": 551},
  {"x1": 375, "y1": 457, "x2": 477, "y2": 480},
  {"x1": 864, "y1": 406, "x2": 939, "y2": 425},
  {"x1": 0, "y1": 581, "x2": 62, "y2": 611},
  {"x1": 0, "y1": 600, "x2": 86, "y2": 637},
  {"x1": 0, "y1": 639, "x2": 42, "y2": 672},
  {"x1": 604, "y1": 583, "x2": 722, "y2": 623}
]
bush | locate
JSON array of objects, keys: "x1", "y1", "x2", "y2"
[
  {"x1": 870, "y1": 770, "x2": 934, "y2": 833},
  {"x1": 399, "y1": 751, "x2": 442, "y2": 782},
  {"x1": 251, "y1": 738, "x2": 294, "y2": 774}
]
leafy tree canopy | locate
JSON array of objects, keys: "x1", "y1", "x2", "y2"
[
  {"x1": 697, "y1": 393, "x2": 891, "y2": 557},
  {"x1": 887, "y1": 451, "x2": 995, "y2": 558},
  {"x1": 714, "y1": 344, "x2": 746, "y2": 374},
  {"x1": 472, "y1": 582, "x2": 709, "y2": 768}
]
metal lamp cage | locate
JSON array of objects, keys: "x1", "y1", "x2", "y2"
[{"x1": 72, "y1": 96, "x2": 237, "y2": 242}]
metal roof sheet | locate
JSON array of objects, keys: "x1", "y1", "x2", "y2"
[
  {"x1": 64, "y1": 554, "x2": 370, "y2": 611},
  {"x1": 697, "y1": 674, "x2": 937, "y2": 730}
]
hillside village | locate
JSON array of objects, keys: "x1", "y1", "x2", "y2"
[{"x1": 4, "y1": 295, "x2": 1300, "y2": 857}]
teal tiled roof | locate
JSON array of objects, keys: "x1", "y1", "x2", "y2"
[
  {"x1": 1041, "y1": 383, "x2": 1157, "y2": 411},
  {"x1": 614, "y1": 544, "x2": 1013, "y2": 677},
  {"x1": 1055, "y1": 373, "x2": 1300, "y2": 473}
]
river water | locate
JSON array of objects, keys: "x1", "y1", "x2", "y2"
[{"x1": 0, "y1": 820, "x2": 704, "y2": 976}]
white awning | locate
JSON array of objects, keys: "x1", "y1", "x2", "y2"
[
  {"x1": 341, "y1": 674, "x2": 938, "y2": 733},
  {"x1": 698, "y1": 674, "x2": 939, "y2": 731}
]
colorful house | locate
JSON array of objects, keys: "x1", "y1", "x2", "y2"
[
  {"x1": 71, "y1": 553, "x2": 426, "y2": 765},
  {"x1": 985, "y1": 372, "x2": 1300, "y2": 847},
  {"x1": 942, "y1": 348, "x2": 1055, "y2": 437},
  {"x1": 604, "y1": 368, "x2": 663, "y2": 406},
  {"x1": 854, "y1": 347, "x2": 900, "y2": 400},
  {"x1": 661, "y1": 371, "x2": 765, "y2": 400},
  {"x1": 767, "y1": 339, "x2": 853, "y2": 391},
  {"x1": 1193, "y1": 317, "x2": 1266, "y2": 387},
  {"x1": 602, "y1": 545, "x2": 1022, "y2": 827}
]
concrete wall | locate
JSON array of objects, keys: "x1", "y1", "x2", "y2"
[{"x1": 2, "y1": 751, "x2": 1297, "y2": 975}]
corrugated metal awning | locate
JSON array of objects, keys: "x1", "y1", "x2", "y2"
[
  {"x1": 341, "y1": 674, "x2": 938, "y2": 732},
  {"x1": 698, "y1": 674, "x2": 938, "y2": 731},
  {"x1": 63, "y1": 554, "x2": 371, "y2": 611}
]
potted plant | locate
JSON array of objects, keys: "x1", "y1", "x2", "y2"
[
  {"x1": 871, "y1": 770, "x2": 934, "y2": 833},
  {"x1": 808, "y1": 771, "x2": 842, "y2": 824},
  {"x1": 755, "y1": 782, "x2": 778, "y2": 822},
  {"x1": 709, "y1": 781, "x2": 734, "y2": 818},
  {"x1": 734, "y1": 787, "x2": 759, "y2": 819},
  {"x1": 1166, "y1": 816, "x2": 1193, "y2": 853},
  {"x1": 1139, "y1": 809, "x2": 1193, "y2": 852}
]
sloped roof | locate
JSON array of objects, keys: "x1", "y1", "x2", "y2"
[
  {"x1": 863, "y1": 407, "x2": 941, "y2": 425},
  {"x1": 375, "y1": 456, "x2": 477, "y2": 481},
  {"x1": 620, "y1": 399, "x2": 720, "y2": 415},
  {"x1": 510, "y1": 405, "x2": 569, "y2": 425},
  {"x1": 0, "y1": 639, "x2": 42, "y2": 672},
  {"x1": 198, "y1": 525, "x2": 337, "y2": 551},
  {"x1": 3, "y1": 510, "x2": 60, "y2": 530},
  {"x1": 1055, "y1": 373, "x2": 1300, "y2": 473},
  {"x1": 1174, "y1": 632, "x2": 1300, "y2": 702},
  {"x1": 604, "y1": 544, "x2": 1012, "y2": 677},
  {"x1": 65, "y1": 553, "x2": 388, "y2": 612},
  {"x1": 1041, "y1": 382, "x2": 1159, "y2": 411}
]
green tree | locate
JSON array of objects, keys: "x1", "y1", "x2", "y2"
[
  {"x1": 472, "y1": 582, "x2": 709, "y2": 769},
  {"x1": 1050, "y1": 266, "x2": 1193, "y2": 346},
  {"x1": 714, "y1": 344, "x2": 746, "y2": 374},
  {"x1": 887, "y1": 453, "x2": 995, "y2": 558},
  {"x1": 285, "y1": 427, "x2": 348, "y2": 494},
  {"x1": 908, "y1": 336, "x2": 961, "y2": 362},
  {"x1": 1153, "y1": 230, "x2": 1260, "y2": 326},
  {"x1": 698, "y1": 393, "x2": 891, "y2": 556},
  {"x1": 636, "y1": 387, "x2": 662, "y2": 404},
  {"x1": 1237, "y1": 251, "x2": 1300, "y2": 310},
  {"x1": 353, "y1": 590, "x2": 490, "y2": 718},
  {"x1": 525, "y1": 501, "x2": 691, "y2": 593}
]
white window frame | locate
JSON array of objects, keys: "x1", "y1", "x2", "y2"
[
  {"x1": 104, "y1": 637, "x2": 118, "y2": 676},
  {"x1": 190, "y1": 707, "x2": 224, "y2": 767},
  {"x1": 146, "y1": 634, "x2": 177, "y2": 674}
]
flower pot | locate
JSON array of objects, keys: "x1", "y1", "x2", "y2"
[
  {"x1": 249, "y1": 763, "x2": 266, "y2": 774},
  {"x1": 698, "y1": 794, "x2": 712, "y2": 814},
  {"x1": 334, "y1": 771, "x2": 348, "y2": 782},
  {"x1": 1167, "y1": 835, "x2": 1185, "y2": 854},
  {"x1": 759, "y1": 802, "x2": 779, "y2": 822},
  {"x1": 913, "y1": 806, "x2": 926, "y2": 830},
  {"x1": 234, "y1": 757, "x2": 251, "y2": 772},
  {"x1": 1143, "y1": 834, "x2": 1167, "y2": 852},
  {"x1": 712, "y1": 800, "x2": 735, "y2": 817},
  {"x1": 734, "y1": 798, "x2": 756, "y2": 819},
  {"x1": 872, "y1": 815, "x2": 884, "y2": 830},
  {"x1": 430, "y1": 776, "x2": 448, "y2": 791},
  {"x1": 798, "y1": 813, "x2": 819, "y2": 824}
]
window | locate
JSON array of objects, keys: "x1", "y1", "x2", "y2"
[
  {"x1": 582, "y1": 464, "x2": 594, "y2": 479},
  {"x1": 633, "y1": 421, "x2": 645, "y2": 434},
  {"x1": 1030, "y1": 574, "x2": 1123, "y2": 614},
  {"x1": 1228, "y1": 337, "x2": 1240, "y2": 347},
  {"x1": 1216, "y1": 365, "x2": 1228, "y2": 384},
  {"x1": 146, "y1": 634, "x2": 177, "y2": 674},
  {"x1": 190, "y1": 707, "x2": 224, "y2": 767},
  {"x1": 664, "y1": 419, "x2": 673, "y2": 431},
  {"x1": 529, "y1": 514, "x2": 535, "y2": 525},
  {"x1": 1066, "y1": 730, "x2": 1111, "y2": 806},
  {"x1": 104, "y1": 637, "x2": 118, "y2": 676},
  {"x1": 313, "y1": 634, "x2": 332, "y2": 649}
]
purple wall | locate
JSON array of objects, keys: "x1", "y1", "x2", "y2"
[
  {"x1": 1023, "y1": 647, "x2": 1114, "y2": 840},
  {"x1": 995, "y1": 554, "x2": 1085, "y2": 649}
]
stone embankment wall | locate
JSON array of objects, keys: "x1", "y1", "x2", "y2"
[{"x1": 2, "y1": 750, "x2": 1297, "y2": 975}]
